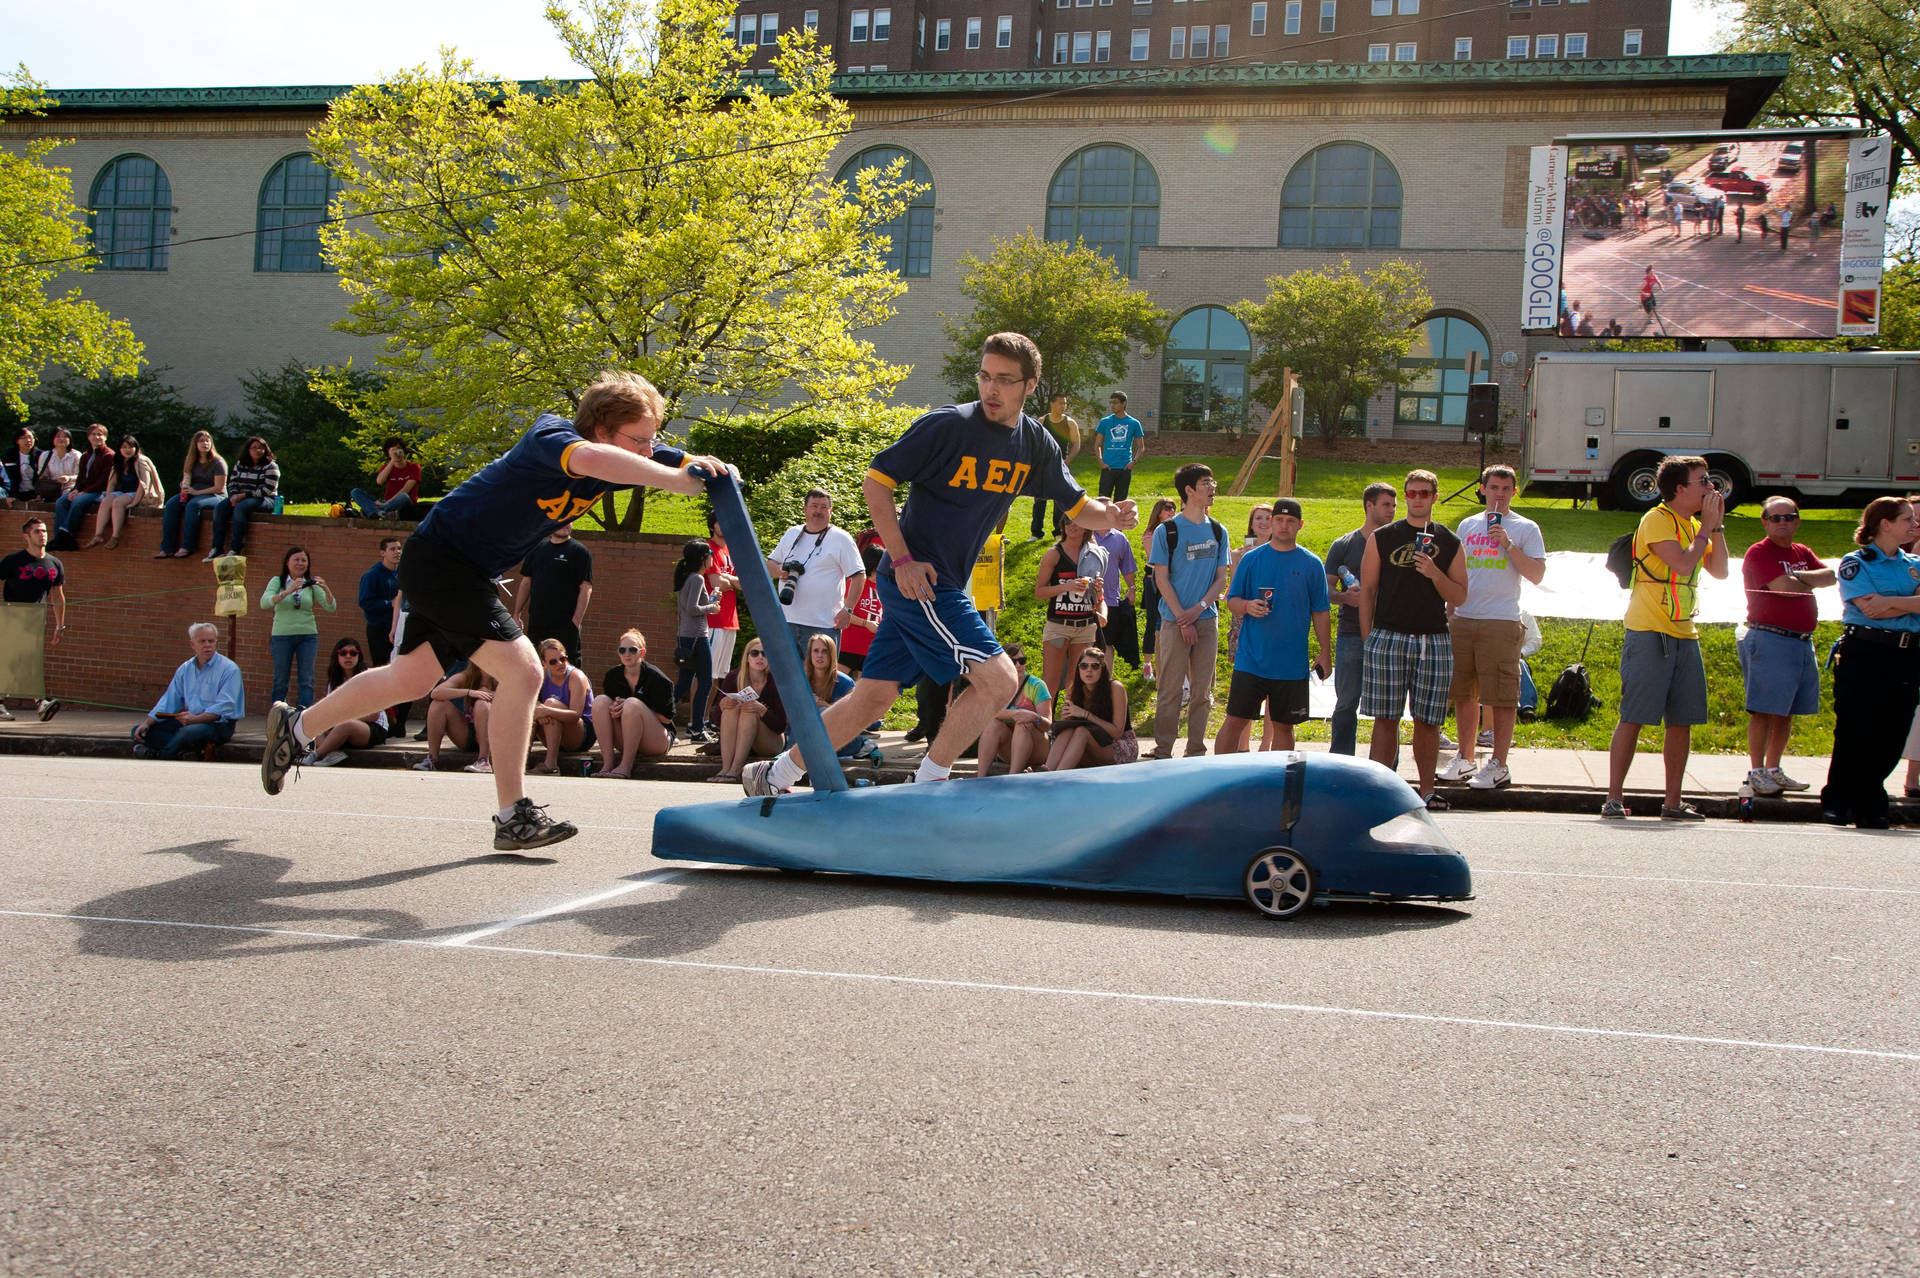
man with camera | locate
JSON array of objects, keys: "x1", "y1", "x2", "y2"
[{"x1": 766, "y1": 488, "x2": 865, "y2": 658}]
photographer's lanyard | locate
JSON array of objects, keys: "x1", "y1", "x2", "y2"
[{"x1": 782, "y1": 526, "x2": 831, "y2": 573}]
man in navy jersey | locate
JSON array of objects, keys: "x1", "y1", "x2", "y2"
[
  {"x1": 261, "y1": 371, "x2": 733, "y2": 852},
  {"x1": 745, "y1": 333, "x2": 1138, "y2": 795}
]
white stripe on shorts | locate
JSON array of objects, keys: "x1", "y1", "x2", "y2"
[{"x1": 921, "y1": 596, "x2": 995, "y2": 672}]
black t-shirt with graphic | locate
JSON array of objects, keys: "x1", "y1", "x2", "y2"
[
  {"x1": 1, "y1": 550, "x2": 64, "y2": 603},
  {"x1": 1371, "y1": 521, "x2": 1460, "y2": 636}
]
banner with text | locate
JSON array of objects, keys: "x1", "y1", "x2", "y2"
[
  {"x1": 1838, "y1": 133, "x2": 1892, "y2": 336},
  {"x1": 1521, "y1": 145, "x2": 1568, "y2": 332}
]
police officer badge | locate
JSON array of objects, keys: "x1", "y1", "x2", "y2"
[{"x1": 1839, "y1": 559, "x2": 1860, "y2": 580}]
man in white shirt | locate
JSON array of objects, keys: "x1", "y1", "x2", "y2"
[
  {"x1": 766, "y1": 488, "x2": 866, "y2": 657},
  {"x1": 1438, "y1": 465, "x2": 1546, "y2": 790}
]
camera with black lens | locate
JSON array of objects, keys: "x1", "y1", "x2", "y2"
[{"x1": 778, "y1": 560, "x2": 806, "y2": 605}]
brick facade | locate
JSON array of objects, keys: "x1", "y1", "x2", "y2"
[{"x1": 31, "y1": 509, "x2": 684, "y2": 712}]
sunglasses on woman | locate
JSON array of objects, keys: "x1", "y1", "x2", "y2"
[
  {"x1": 617, "y1": 645, "x2": 641, "y2": 654},
  {"x1": 1078, "y1": 660, "x2": 1104, "y2": 671},
  {"x1": 544, "y1": 657, "x2": 567, "y2": 668}
]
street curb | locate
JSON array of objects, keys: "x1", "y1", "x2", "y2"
[{"x1": 0, "y1": 727, "x2": 1894, "y2": 825}]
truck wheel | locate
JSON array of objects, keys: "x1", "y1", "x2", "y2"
[
  {"x1": 1703, "y1": 457, "x2": 1749, "y2": 512},
  {"x1": 1243, "y1": 848, "x2": 1316, "y2": 919},
  {"x1": 1607, "y1": 453, "x2": 1664, "y2": 510}
]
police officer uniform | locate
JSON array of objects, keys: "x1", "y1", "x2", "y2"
[{"x1": 1821, "y1": 542, "x2": 1920, "y2": 827}]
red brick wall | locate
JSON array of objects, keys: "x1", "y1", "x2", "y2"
[{"x1": 41, "y1": 509, "x2": 684, "y2": 713}]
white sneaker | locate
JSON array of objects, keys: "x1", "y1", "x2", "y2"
[
  {"x1": 1746, "y1": 767, "x2": 1784, "y2": 797},
  {"x1": 1435, "y1": 755, "x2": 1477, "y2": 783},
  {"x1": 412, "y1": 756, "x2": 436, "y2": 771},
  {"x1": 1476, "y1": 728, "x2": 1494, "y2": 749},
  {"x1": 1767, "y1": 767, "x2": 1809, "y2": 792},
  {"x1": 311, "y1": 750, "x2": 347, "y2": 767},
  {"x1": 1438, "y1": 731, "x2": 1458, "y2": 751},
  {"x1": 1468, "y1": 759, "x2": 1511, "y2": 789}
]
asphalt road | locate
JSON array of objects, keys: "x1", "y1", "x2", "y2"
[{"x1": 3, "y1": 758, "x2": 1916, "y2": 1276}]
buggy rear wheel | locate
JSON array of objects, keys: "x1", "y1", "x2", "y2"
[{"x1": 1243, "y1": 848, "x2": 1317, "y2": 919}]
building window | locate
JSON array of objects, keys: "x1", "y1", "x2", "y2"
[
  {"x1": 966, "y1": 16, "x2": 981, "y2": 46},
  {"x1": 1319, "y1": 1, "x2": 1336, "y2": 32},
  {"x1": 1190, "y1": 24, "x2": 1209, "y2": 55},
  {"x1": 1131, "y1": 27, "x2": 1150, "y2": 57},
  {"x1": 1396, "y1": 314, "x2": 1491, "y2": 427},
  {"x1": 873, "y1": 8, "x2": 891, "y2": 38},
  {"x1": 1538, "y1": 0, "x2": 1558, "y2": 5},
  {"x1": 1565, "y1": 32, "x2": 1586, "y2": 56},
  {"x1": 1054, "y1": 32, "x2": 1070, "y2": 60},
  {"x1": 740, "y1": 17, "x2": 757, "y2": 46},
  {"x1": 256, "y1": 154, "x2": 341, "y2": 273},
  {"x1": 1077, "y1": 0, "x2": 1093, "y2": 7},
  {"x1": 1535, "y1": 33, "x2": 1557, "y2": 55},
  {"x1": 1251, "y1": 2, "x2": 1267, "y2": 34},
  {"x1": 1623, "y1": 27, "x2": 1642, "y2": 54},
  {"x1": 837, "y1": 146, "x2": 934, "y2": 278},
  {"x1": 1394, "y1": 41, "x2": 1415, "y2": 58},
  {"x1": 1368, "y1": 43, "x2": 1388, "y2": 60},
  {"x1": 917, "y1": 16, "x2": 925, "y2": 44},
  {"x1": 88, "y1": 155, "x2": 172, "y2": 271},
  {"x1": 1073, "y1": 30, "x2": 1092, "y2": 60},
  {"x1": 1280, "y1": 142, "x2": 1402, "y2": 250},
  {"x1": 997, "y1": 15, "x2": 1013, "y2": 45},
  {"x1": 1162, "y1": 307, "x2": 1252, "y2": 433},
  {"x1": 1096, "y1": 29, "x2": 1112, "y2": 60},
  {"x1": 761, "y1": 13, "x2": 777, "y2": 41},
  {"x1": 1507, "y1": 35, "x2": 1528, "y2": 57},
  {"x1": 1453, "y1": 36, "x2": 1471, "y2": 58},
  {"x1": 1215, "y1": 24, "x2": 1229, "y2": 53},
  {"x1": 1285, "y1": 0, "x2": 1301, "y2": 32},
  {"x1": 804, "y1": 9, "x2": 819, "y2": 29},
  {"x1": 724, "y1": 16, "x2": 735, "y2": 40},
  {"x1": 1170, "y1": 26, "x2": 1186, "y2": 55},
  {"x1": 869, "y1": 63, "x2": 888, "y2": 70},
  {"x1": 1371, "y1": 0, "x2": 1388, "y2": 14},
  {"x1": 851, "y1": 9, "x2": 868, "y2": 40},
  {"x1": 1046, "y1": 144, "x2": 1160, "y2": 277},
  {"x1": 936, "y1": 18, "x2": 950, "y2": 48}
]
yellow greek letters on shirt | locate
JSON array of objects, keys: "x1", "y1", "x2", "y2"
[
  {"x1": 948, "y1": 456, "x2": 1030, "y2": 493},
  {"x1": 536, "y1": 490, "x2": 599, "y2": 522}
]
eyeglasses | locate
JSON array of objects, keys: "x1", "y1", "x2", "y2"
[
  {"x1": 544, "y1": 657, "x2": 567, "y2": 668},
  {"x1": 1009, "y1": 656, "x2": 1025, "y2": 665},
  {"x1": 975, "y1": 370, "x2": 1029, "y2": 390},
  {"x1": 1078, "y1": 661, "x2": 1104, "y2": 671},
  {"x1": 617, "y1": 645, "x2": 641, "y2": 654},
  {"x1": 1687, "y1": 476, "x2": 1715, "y2": 487},
  {"x1": 1763, "y1": 514, "x2": 1800, "y2": 524}
]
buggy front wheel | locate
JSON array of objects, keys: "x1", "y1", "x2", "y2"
[{"x1": 1243, "y1": 848, "x2": 1317, "y2": 919}]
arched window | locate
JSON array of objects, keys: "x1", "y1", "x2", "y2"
[
  {"x1": 1396, "y1": 314, "x2": 1491, "y2": 426},
  {"x1": 1280, "y1": 143, "x2": 1402, "y2": 250},
  {"x1": 836, "y1": 146, "x2": 934, "y2": 278},
  {"x1": 256, "y1": 154, "x2": 343, "y2": 273},
  {"x1": 88, "y1": 155, "x2": 171, "y2": 271},
  {"x1": 1161, "y1": 306, "x2": 1252, "y2": 433},
  {"x1": 1045, "y1": 145, "x2": 1159, "y2": 277}
]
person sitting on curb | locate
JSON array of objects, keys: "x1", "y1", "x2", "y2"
[
  {"x1": 414, "y1": 661, "x2": 489, "y2": 772},
  {"x1": 300, "y1": 637, "x2": 391, "y2": 766},
  {"x1": 590, "y1": 629, "x2": 675, "y2": 778},
  {"x1": 131, "y1": 623, "x2": 244, "y2": 759},
  {"x1": 970, "y1": 642, "x2": 1051, "y2": 778}
]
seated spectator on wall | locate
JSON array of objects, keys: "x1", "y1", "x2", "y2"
[
  {"x1": 261, "y1": 545, "x2": 337, "y2": 709},
  {"x1": 1044, "y1": 647, "x2": 1137, "y2": 772},
  {"x1": 709, "y1": 638, "x2": 787, "y2": 784},
  {"x1": 350, "y1": 436, "x2": 421, "y2": 520},
  {"x1": 88, "y1": 434, "x2": 162, "y2": 549},
  {"x1": 590, "y1": 628, "x2": 676, "y2": 778},
  {"x1": 131, "y1": 622, "x2": 244, "y2": 759},
  {"x1": 414, "y1": 661, "x2": 489, "y2": 772},
  {"x1": 799, "y1": 631, "x2": 881, "y2": 763},
  {"x1": 208, "y1": 436, "x2": 280, "y2": 559},
  {"x1": 38, "y1": 427, "x2": 78, "y2": 503},
  {"x1": 156, "y1": 430, "x2": 228, "y2": 558},
  {"x1": 529, "y1": 636, "x2": 594, "y2": 775},
  {"x1": 300, "y1": 637, "x2": 390, "y2": 766},
  {"x1": 2, "y1": 425, "x2": 44, "y2": 506},
  {"x1": 970, "y1": 641, "x2": 1051, "y2": 778},
  {"x1": 52, "y1": 423, "x2": 112, "y2": 548}
]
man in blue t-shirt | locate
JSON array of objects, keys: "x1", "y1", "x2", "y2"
[
  {"x1": 1095, "y1": 392, "x2": 1145, "y2": 502},
  {"x1": 261, "y1": 372, "x2": 734, "y2": 854},
  {"x1": 745, "y1": 332, "x2": 1139, "y2": 795},
  {"x1": 1216, "y1": 498, "x2": 1331, "y2": 754},
  {"x1": 1147, "y1": 463, "x2": 1233, "y2": 757}
]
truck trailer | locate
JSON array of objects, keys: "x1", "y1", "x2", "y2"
[{"x1": 1524, "y1": 349, "x2": 1920, "y2": 509}]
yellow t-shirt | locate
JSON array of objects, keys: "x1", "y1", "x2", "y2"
[
  {"x1": 971, "y1": 533, "x2": 1004, "y2": 612},
  {"x1": 1624, "y1": 504, "x2": 1700, "y2": 638}
]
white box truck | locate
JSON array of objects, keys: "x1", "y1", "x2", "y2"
[{"x1": 1524, "y1": 349, "x2": 1920, "y2": 509}]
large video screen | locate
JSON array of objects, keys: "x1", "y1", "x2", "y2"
[{"x1": 1521, "y1": 131, "x2": 1892, "y2": 339}]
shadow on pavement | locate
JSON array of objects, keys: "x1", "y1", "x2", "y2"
[
  {"x1": 70, "y1": 838, "x2": 531, "y2": 961},
  {"x1": 559, "y1": 866, "x2": 1472, "y2": 961}
]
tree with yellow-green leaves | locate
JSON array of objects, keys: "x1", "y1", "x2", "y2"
[
  {"x1": 0, "y1": 67, "x2": 143, "y2": 418},
  {"x1": 311, "y1": 0, "x2": 919, "y2": 524}
]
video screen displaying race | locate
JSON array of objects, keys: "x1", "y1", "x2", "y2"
[{"x1": 1549, "y1": 133, "x2": 1854, "y2": 340}]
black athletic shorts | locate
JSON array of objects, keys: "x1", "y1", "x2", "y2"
[
  {"x1": 395, "y1": 535, "x2": 524, "y2": 671},
  {"x1": 1225, "y1": 670, "x2": 1310, "y2": 724}
]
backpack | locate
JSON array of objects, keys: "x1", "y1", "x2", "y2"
[
  {"x1": 1544, "y1": 622, "x2": 1601, "y2": 719},
  {"x1": 1159, "y1": 515, "x2": 1227, "y2": 563},
  {"x1": 1606, "y1": 505, "x2": 1682, "y2": 589}
]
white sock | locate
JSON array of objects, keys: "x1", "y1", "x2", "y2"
[
  {"x1": 768, "y1": 751, "x2": 805, "y2": 790},
  {"x1": 290, "y1": 711, "x2": 313, "y2": 749},
  {"x1": 498, "y1": 805, "x2": 519, "y2": 822},
  {"x1": 915, "y1": 757, "x2": 951, "y2": 783}
]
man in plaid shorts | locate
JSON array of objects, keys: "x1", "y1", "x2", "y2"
[{"x1": 1358, "y1": 469, "x2": 1469, "y2": 809}]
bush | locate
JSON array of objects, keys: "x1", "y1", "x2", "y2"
[
  {"x1": 231, "y1": 361, "x2": 390, "y2": 502},
  {"x1": 745, "y1": 418, "x2": 915, "y2": 536},
  {"x1": 25, "y1": 368, "x2": 216, "y2": 484},
  {"x1": 682, "y1": 404, "x2": 922, "y2": 494}
]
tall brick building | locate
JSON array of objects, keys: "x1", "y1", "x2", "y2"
[{"x1": 730, "y1": 0, "x2": 1671, "y2": 73}]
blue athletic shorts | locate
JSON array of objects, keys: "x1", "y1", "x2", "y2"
[{"x1": 860, "y1": 575, "x2": 1002, "y2": 687}]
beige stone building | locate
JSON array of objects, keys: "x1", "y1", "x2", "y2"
[{"x1": 9, "y1": 56, "x2": 1784, "y2": 444}]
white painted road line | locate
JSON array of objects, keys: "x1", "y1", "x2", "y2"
[
  {"x1": 439, "y1": 867, "x2": 708, "y2": 947},
  {"x1": 4, "y1": 908, "x2": 1917, "y2": 1064},
  {"x1": 1474, "y1": 867, "x2": 1920, "y2": 896},
  {"x1": 0, "y1": 792, "x2": 662, "y2": 833}
]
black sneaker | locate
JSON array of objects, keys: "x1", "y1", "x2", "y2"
[
  {"x1": 261, "y1": 701, "x2": 301, "y2": 796},
  {"x1": 492, "y1": 798, "x2": 578, "y2": 852}
]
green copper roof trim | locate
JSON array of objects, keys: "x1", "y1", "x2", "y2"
[{"x1": 38, "y1": 55, "x2": 1789, "y2": 112}]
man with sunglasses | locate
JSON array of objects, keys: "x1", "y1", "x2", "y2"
[
  {"x1": 260, "y1": 371, "x2": 734, "y2": 853},
  {"x1": 1739, "y1": 497, "x2": 1832, "y2": 796},
  {"x1": 745, "y1": 332, "x2": 1136, "y2": 796}
]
